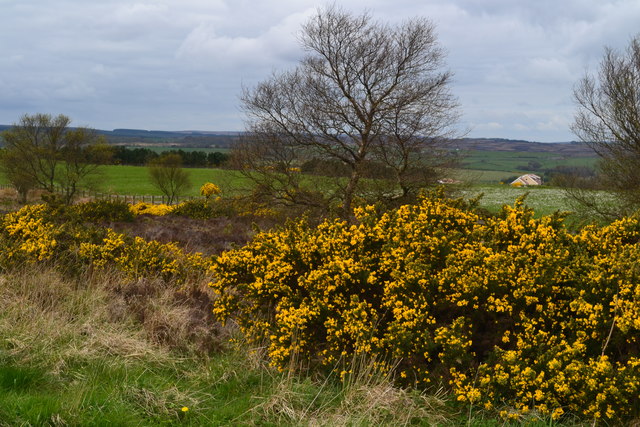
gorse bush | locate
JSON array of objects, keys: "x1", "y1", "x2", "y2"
[
  {"x1": 170, "y1": 199, "x2": 215, "y2": 220},
  {"x1": 129, "y1": 201, "x2": 175, "y2": 216},
  {"x1": 71, "y1": 199, "x2": 135, "y2": 223},
  {"x1": 0, "y1": 204, "x2": 61, "y2": 265},
  {"x1": 200, "y1": 182, "x2": 221, "y2": 200},
  {"x1": 211, "y1": 193, "x2": 640, "y2": 423},
  {"x1": 0, "y1": 203, "x2": 213, "y2": 284},
  {"x1": 78, "y1": 229, "x2": 213, "y2": 284}
]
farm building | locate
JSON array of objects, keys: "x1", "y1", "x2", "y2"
[{"x1": 511, "y1": 173, "x2": 542, "y2": 186}]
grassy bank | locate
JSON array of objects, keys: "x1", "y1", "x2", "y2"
[
  {"x1": 0, "y1": 265, "x2": 462, "y2": 426},
  {"x1": 92, "y1": 165, "x2": 250, "y2": 197}
]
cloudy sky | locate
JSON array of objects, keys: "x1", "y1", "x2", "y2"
[{"x1": 1, "y1": 0, "x2": 639, "y2": 142}]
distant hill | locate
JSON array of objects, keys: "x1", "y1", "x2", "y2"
[
  {"x1": 0, "y1": 126, "x2": 242, "y2": 148},
  {"x1": 0, "y1": 124, "x2": 595, "y2": 156},
  {"x1": 99, "y1": 129, "x2": 242, "y2": 148}
]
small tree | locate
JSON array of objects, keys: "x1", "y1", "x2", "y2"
[
  {"x1": 0, "y1": 113, "x2": 111, "y2": 203},
  {"x1": 148, "y1": 154, "x2": 192, "y2": 204},
  {"x1": 571, "y1": 34, "x2": 640, "y2": 215},
  {"x1": 1, "y1": 113, "x2": 70, "y2": 193},
  {"x1": 240, "y1": 6, "x2": 460, "y2": 217}
]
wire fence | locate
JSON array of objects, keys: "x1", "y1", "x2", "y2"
[{"x1": 0, "y1": 184, "x2": 199, "y2": 205}]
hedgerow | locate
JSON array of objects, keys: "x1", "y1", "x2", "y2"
[{"x1": 210, "y1": 193, "x2": 640, "y2": 423}]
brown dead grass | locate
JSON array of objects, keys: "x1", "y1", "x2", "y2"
[
  {"x1": 111, "y1": 214, "x2": 278, "y2": 256},
  {"x1": 0, "y1": 263, "x2": 227, "y2": 371}
]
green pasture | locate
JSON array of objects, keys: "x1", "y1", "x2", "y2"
[
  {"x1": 459, "y1": 150, "x2": 598, "y2": 173},
  {"x1": 451, "y1": 168, "x2": 517, "y2": 183},
  {"x1": 0, "y1": 162, "x2": 615, "y2": 221},
  {"x1": 90, "y1": 165, "x2": 249, "y2": 196},
  {"x1": 452, "y1": 184, "x2": 576, "y2": 217},
  {"x1": 90, "y1": 165, "x2": 616, "y2": 221}
]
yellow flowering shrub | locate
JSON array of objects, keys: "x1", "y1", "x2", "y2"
[
  {"x1": 129, "y1": 202, "x2": 176, "y2": 216},
  {"x1": 0, "y1": 204, "x2": 61, "y2": 264},
  {"x1": 211, "y1": 194, "x2": 640, "y2": 423},
  {"x1": 78, "y1": 228, "x2": 212, "y2": 283},
  {"x1": 200, "y1": 182, "x2": 221, "y2": 199},
  {"x1": 0, "y1": 202, "x2": 212, "y2": 285}
]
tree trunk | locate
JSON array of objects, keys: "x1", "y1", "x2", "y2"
[{"x1": 343, "y1": 168, "x2": 360, "y2": 219}]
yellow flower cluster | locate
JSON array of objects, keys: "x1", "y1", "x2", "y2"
[
  {"x1": 211, "y1": 194, "x2": 640, "y2": 423},
  {"x1": 129, "y1": 202, "x2": 176, "y2": 216},
  {"x1": 200, "y1": 182, "x2": 221, "y2": 199},
  {"x1": 1, "y1": 204, "x2": 60, "y2": 263},
  {"x1": 78, "y1": 228, "x2": 212, "y2": 283}
]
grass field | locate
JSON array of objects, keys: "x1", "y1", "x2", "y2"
[
  {"x1": 87, "y1": 165, "x2": 250, "y2": 197},
  {"x1": 459, "y1": 149, "x2": 597, "y2": 173},
  {"x1": 452, "y1": 184, "x2": 576, "y2": 217}
]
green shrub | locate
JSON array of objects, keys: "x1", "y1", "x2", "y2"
[
  {"x1": 72, "y1": 199, "x2": 135, "y2": 223},
  {"x1": 170, "y1": 199, "x2": 214, "y2": 220}
]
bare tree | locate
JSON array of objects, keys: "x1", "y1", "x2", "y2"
[
  {"x1": 148, "y1": 153, "x2": 192, "y2": 204},
  {"x1": 571, "y1": 35, "x2": 640, "y2": 215},
  {"x1": 240, "y1": 6, "x2": 460, "y2": 217},
  {"x1": 58, "y1": 127, "x2": 113, "y2": 203},
  {"x1": 0, "y1": 113, "x2": 113, "y2": 203}
]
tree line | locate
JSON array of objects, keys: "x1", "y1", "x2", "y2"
[{"x1": 112, "y1": 147, "x2": 228, "y2": 168}]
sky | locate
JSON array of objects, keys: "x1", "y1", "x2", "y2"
[{"x1": 1, "y1": 0, "x2": 639, "y2": 142}]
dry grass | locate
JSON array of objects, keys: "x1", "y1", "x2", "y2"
[
  {"x1": 0, "y1": 264, "x2": 225, "y2": 369},
  {"x1": 252, "y1": 352, "x2": 454, "y2": 427}
]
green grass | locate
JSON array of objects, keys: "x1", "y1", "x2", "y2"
[
  {"x1": 452, "y1": 184, "x2": 573, "y2": 217},
  {"x1": 452, "y1": 183, "x2": 618, "y2": 221},
  {"x1": 0, "y1": 156, "x2": 610, "y2": 221},
  {"x1": 452, "y1": 168, "x2": 519, "y2": 183},
  {"x1": 459, "y1": 150, "x2": 597, "y2": 173},
  {"x1": 89, "y1": 165, "x2": 250, "y2": 197}
]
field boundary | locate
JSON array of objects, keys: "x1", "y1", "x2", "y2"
[{"x1": 0, "y1": 184, "x2": 200, "y2": 205}]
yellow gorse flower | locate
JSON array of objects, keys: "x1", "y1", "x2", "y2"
[
  {"x1": 129, "y1": 202, "x2": 175, "y2": 216},
  {"x1": 2, "y1": 204, "x2": 60, "y2": 262}
]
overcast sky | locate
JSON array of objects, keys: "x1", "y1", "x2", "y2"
[{"x1": 1, "y1": 0, "x2": 639, "y2": 142}]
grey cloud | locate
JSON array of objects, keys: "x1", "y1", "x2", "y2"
[{"x1": 1, "y1": 0, "x2": 640, "y2": 141}]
